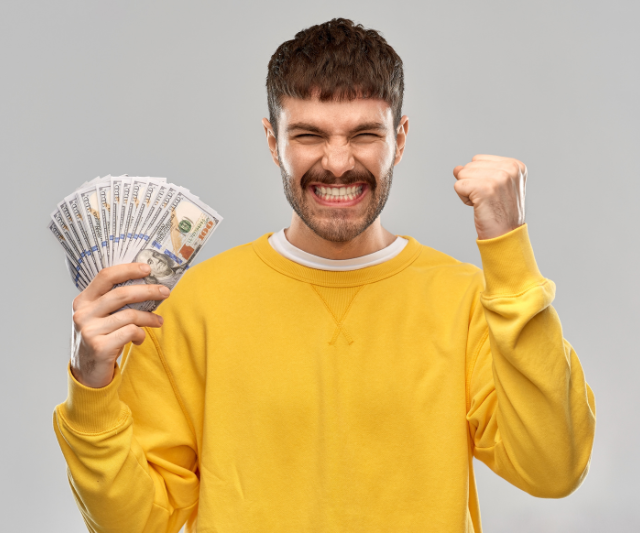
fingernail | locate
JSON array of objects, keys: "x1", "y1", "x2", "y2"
[
  {"x1": 158, "y1": 315, "x2": 164, "y2": 325},
  {"x1": 159, "y1": 286, "x2": 171, "y2": 297},
  {"x1": 140, "y1": 264, "x2": 151, "y2": 274}
]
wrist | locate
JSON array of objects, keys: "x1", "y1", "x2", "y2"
[
  {"x1": 476, "y1": 223, "x2": 524, "y2": 241},
  {"x1": 70, "y1": 359, "x2": 116, "y2": 389}
]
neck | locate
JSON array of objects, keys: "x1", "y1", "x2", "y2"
[{"x1": 285, "y1": 213, "x2": 396, "y2": 260}]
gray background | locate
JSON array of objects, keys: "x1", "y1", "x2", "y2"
[{"x1": 1, "y1": 0, "x2": 637, "y2": 531}]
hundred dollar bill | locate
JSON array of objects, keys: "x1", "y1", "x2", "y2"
[
  {"x1": 121, "y1": 178, "x2": 166, "y2": 263},
  {"x1": 65, "y1": 256, "x2": 87, "y2": 290},
  {"x1": 122, "y1": 179, "x2": 169, "y2": 263},
  {"x1": 51, "y1": 208, "x2": 92, "y2": 283},
  {"x1": 61, "y1": 196, "x2": 100, "y2": 277},
  {"x1": 76, "y1": 185, "x2": 105, "y2": 271},
  {"x1": 110, "y1": 176, "x2": 123, "y2": 262},
  {"x1": 96, "y1": 178, "x2": 112, "y2": 267},
  {"x1": 127, "y1": 184, "x2": 178, "y2": 265},
  {"x1": 115, "y1": 177, "x2": 132, "y2": 262},
  {"x1": 47, "y1": 219, "x2": 89, "y2": 288},
  {"x1": 118, "y1": 177, "x2": 148, "y2": 263},
  {"x1": 135, "y1": 183, "x2": 168, "y2": 251},
  {"x1": 117, "y1": 188, "x2": 222, "y2": 312}
]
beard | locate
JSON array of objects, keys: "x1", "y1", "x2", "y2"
[{"x1": 279, "y1": 156, "x2": 395, "y2": 243}]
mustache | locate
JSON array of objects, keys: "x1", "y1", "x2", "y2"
[{"x1": 300, "y1": 168, "x2": 377, "y2": 190}]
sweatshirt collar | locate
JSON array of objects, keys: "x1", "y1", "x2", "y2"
[{"x1": 252, "y1": 232, "x2": 423, "y2": 287}]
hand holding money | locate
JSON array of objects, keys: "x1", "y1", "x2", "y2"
[
  {"x1": 70, "y1": 264, "x2": 169, "y2": 388},
  {"x1": 48, "y1": 174, "x2": 222, "y2": 307},
  {"x1": 49, "y1": 174, "x2": 222, "y2": 387}
]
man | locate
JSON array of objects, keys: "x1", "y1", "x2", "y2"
[{"x1": 54, "y1": 18, "x2": 596, "y2": 533}]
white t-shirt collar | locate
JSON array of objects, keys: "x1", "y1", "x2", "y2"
[{"x1": 268, "y1": 228, "x2": 408, "y2": 272}]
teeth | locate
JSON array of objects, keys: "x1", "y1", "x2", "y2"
[{"x1": 314, "y1": 185, "x2": 363, "y2": 201}]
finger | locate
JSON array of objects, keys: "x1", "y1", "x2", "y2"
[
  {"x1": 90, "y1": 309, "x2": 164, "y2": 336},
  {"x1": 453, "y1": 165, "x2": 464, "y2": 179},
  {"x1": 75, "y1": 263, "x2": 153, "y2": 308},
  {"x1": 471, "y1": 155, "x2": 526, "y2": 174},
  {"x1": 453, "y1": 180, "x2": 474, "y2": 206},
  {"x1": 455, "y1": 160, "x2": 524, "y2": 178},
  {"x1": 100, "y1": 324, "x2": 147, "y2": 353},
  {"x1": 471, "y1": 154, "x2": 508, "y2": 162},
  {"x1": 90, "y1": 283, "x2": 171, "y2": 317},
  {"x1": 453, "y1": 166, "x2": 509, "y2": 182}
]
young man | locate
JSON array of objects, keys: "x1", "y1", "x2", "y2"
[{"x1": 54, "y1": 18, "x2": 596, "y2": 533}]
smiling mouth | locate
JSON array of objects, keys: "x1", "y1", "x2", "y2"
[{"x1": 310, "y1": 183, "x2": 368, "y2": 206}]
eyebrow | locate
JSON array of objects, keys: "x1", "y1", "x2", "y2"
[{"x1": 287, "y1": 122, "x2": 388, "y2": 134}]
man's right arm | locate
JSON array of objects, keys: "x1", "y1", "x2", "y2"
[{"x1": 53, "y1": 265, "x2": 199, "y2": 533}]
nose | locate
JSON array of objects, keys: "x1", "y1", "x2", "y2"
[{"x1": 321, "y1": 140, "x2": 355, "y2": 178}]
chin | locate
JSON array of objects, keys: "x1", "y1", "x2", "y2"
[{"x1": 304, "y1": 213, "x2": 376, "y2": 243}]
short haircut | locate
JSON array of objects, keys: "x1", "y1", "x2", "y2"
[{"x1": 266, "y1": 18, "x2": 404, "y2": 137}]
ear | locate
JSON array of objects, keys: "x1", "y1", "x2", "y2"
[
  {"x1": 394, "y1": 115, "x2": 410, "y2": 165},
  {"x1": 262, "y1": 118, "x2": 280, "y2": 167}
]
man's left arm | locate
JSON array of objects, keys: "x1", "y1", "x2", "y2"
[{"x1": 455, "y1": 155, "x2": 597, "y2": 497}]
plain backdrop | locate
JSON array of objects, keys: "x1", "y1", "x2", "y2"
[{"x1": 1, "y1": 1, "x2": 638, "y2": 531}]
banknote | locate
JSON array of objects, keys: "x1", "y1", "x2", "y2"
[
  {"x1": 127, "y1": 184, "x2": 178, "y2": 264},
  {"x1": 76, "y1": 185, "x2": 106, "y2": 271},
  {"x1": 49, "y1": 175, "x2": 222, "y2": 311},
  {"x1": 117, "y1": 188, "x2": 221, "y2": 311},
  {"x1": 110, "y1": 176, "x2": 123, "y2": 261},
  {"x1": 96, "y1": 178, "x2": 113, "y2": 268},
  {"x1": 47, "y1": 219, "x2": 88, "y2": 289},
  {"x1": 121, "y1": 178, "x2": 166, "y2": 263},
  {"x1": 51, "y1": 208, "x2": 92, "y2": 283},
  {"x1": 115, "y1": 178, "x2": 132, "y2": 262},
  {"x1": 63, "y1": 195, "x2": 101, "y2": 277}
]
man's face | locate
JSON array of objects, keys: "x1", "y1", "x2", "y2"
[{"x1": 265, "y1": 96, "x2": 408, "y2": 242}]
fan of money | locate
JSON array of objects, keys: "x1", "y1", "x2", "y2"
[{"x1": 48, "y1": 175, "x2": 223, "y2": 312}]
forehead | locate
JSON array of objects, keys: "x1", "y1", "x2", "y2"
[{"x1": 278, "y1": 95, "x2": 393, "y2": 134}]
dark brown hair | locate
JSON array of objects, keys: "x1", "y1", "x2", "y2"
[{"x1": 266, "y1": 18, "x2": 404, "y2": 137}]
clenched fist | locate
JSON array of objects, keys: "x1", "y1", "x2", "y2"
[{"x1": 453, "y1": 154, "x2": 527, "y2": 240}]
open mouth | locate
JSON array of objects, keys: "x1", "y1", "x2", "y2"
[{"x1": 309, "y1": 183, "x2": 368, "y2": 206}]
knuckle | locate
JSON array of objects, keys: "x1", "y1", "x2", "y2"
[
  {"x1": 111, "y1": 286, "x2": 128, "y2": 302},
  {"x1": 115, "y1": 325, "x2": 133, "y2": 343},
  {"x1": 121, "y1": 309, "x2": 137, "y2": 323},
  {"x1": 98, "y1": 267, "x2": 112, "y2": 281},
  {"x1": 72, "y1": 310, "x2": 84, "y2": 327},
  {"x1": 72, "y1": 295, "x2": 82, "y2": 312},
  {"x1": 86, "y1": 336, "x2": 101, "y2": 353}
]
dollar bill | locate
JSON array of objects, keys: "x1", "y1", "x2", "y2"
[
  {"x1": 124, "y1": 180, "x2": 172, "y2": 263},
  {"x1": 110, "y1": 176, "x2": 123, "y2": 262},
  {"x1": 51, "y1": 209, "x2": 92, "y2": 283},
  {"x1": 50, "y1": 175, "x2": 222, "y2": 309},
  {"x1": 96, "y1": 178, "x2": 113, "y2": 268},
  {"x1": 62, "y1": 196, "x2": 100, "y2": 277},
  {"x1": 117, "y1": 188, "x2": 222, "y2": 311},
  {"x1": 47, "y1": 219, "x2": 88, "y2": 289},
  {"x1": 121, "y1": 179, "x2": 161, "y2": 263},
  {"x1": 76, "y1": 185, "x2": 105, "y2": 271},
  {"x1": 115, "y1": 177, "x2": 132, "y2": 262}
]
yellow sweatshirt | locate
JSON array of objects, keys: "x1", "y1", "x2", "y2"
[{"x1": 53, "y1": 224, "x2": 596, "y2": 533}]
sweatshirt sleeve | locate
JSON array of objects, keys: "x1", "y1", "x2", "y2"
[
  {"x1": 52, "y1": 331, "x2": 199, "y2": 533},
  {"x1": 466, "y1": 223, "x2": 596, "y2": 498}
]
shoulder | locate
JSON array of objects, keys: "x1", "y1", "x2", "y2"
[
  {"x1": 404, "y1": 237, "x2": 485, "y2": 290},
  {"x1": 165, "y1": 235, "x2": 269, "y2": 299}
]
